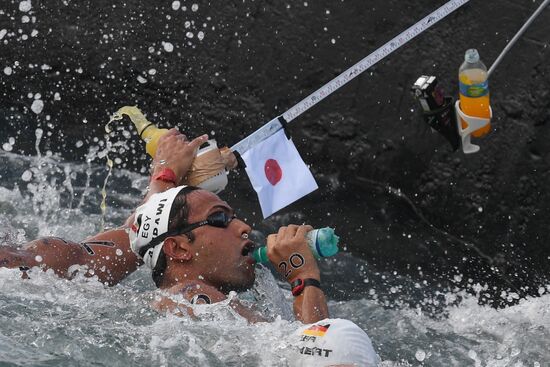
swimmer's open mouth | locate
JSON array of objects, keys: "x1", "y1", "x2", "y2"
[{"x1": 241, "y1": 242, "x2": 255, "y2": 257}]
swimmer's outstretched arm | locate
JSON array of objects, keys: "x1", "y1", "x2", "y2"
[
  {"x1": 1, "y1": 130, "x2": 208, "y2": 285},
  {"x1": 267, "y1": 225, "x2": 329, "y2": 324},
  {"x1": 0, "y1": 246, "x2": 36, "y2": 269}
]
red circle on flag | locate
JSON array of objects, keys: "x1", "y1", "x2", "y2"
[{"x1": 265, "y1": 159, "x2": 283, "y2": 186}]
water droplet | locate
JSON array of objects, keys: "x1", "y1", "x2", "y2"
[
  {"x1": 415, "y1": 349, "x2": 426, "y2": 362},
  {"x1": 116, "y1": 249, "x2": 123, "y2": 256},
  {"x1": 3, "y1": 66, "x2": 13, "y2": 75},
  {"x1": 171, "y1": 0, "x2": 180, "y2": 10},
  {"x1": 21, "y1": 170, "x2": 32, "y2": 181},
  {"x1": 31, "y1": 99, "x2": 44, "y2": 114},
  {"x1": 19, "y1": 0, "x2": 32, "y2": 12},
  {"x1": 162, "y1": 41, "x2": 174, "y2": 52},
  {"x1": 191, "y1": 3, "x2": 199, "y2": 11},
  {"x1": 35, "y1": 255, "x2": 43, "y2": 263}
]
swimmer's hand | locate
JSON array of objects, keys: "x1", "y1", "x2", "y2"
[
  {"x1": 125, "y1": 129, "x2": 208, "y2": 228},
  {"x1": 266, "y1": 224, "x2": 320, "y2": 283},
  {"x1": 152, "y1": 129, "x2": 209, "y2": 185},
  {"x1": 267, "y1": 224, "x2": 328, "y2": 323}
]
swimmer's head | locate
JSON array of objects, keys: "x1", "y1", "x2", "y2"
[
  {"x1": 130, "y1": 185, "x2": 199, "y2": 286},
  {"x1": 288, "y1": 318, "x2": 380, "y2": 367},
  {"x1": 130, "y1": 185, "x2": 255, "y2": 290}
]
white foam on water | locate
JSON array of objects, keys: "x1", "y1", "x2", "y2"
[
  {"x1": 0, "y1": 151, "x2": 549, "y2": 366},
  {"x1": 331, "y1": 290, "x2": 550, "y2": 366}
]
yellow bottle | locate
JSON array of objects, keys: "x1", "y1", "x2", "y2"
[
  {"x1": 113, "y1": 106, "x2": 168, "y2": 157},
  {"x1": 459, "y1": 49, "x2": 491, "y2": 137},
  {"x1": 112, "y1": 106, "x2": 235, "y2": 193}
]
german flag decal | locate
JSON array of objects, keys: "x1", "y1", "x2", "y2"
[{"x1": 303, "y1": 324, "x2": 331, "y2": 337}]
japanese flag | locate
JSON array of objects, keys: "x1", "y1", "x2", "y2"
[{"x1": 241, "y1": 129, "x2": 318, "y2": 218}]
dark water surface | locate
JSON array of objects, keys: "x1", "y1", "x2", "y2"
[{"x1": 1, "y1": 148, "x2": 549, "y2": 366}]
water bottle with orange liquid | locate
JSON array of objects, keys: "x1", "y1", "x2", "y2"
[{"x1": 458, "y1": 49, "x2": 491, "y2": 137}]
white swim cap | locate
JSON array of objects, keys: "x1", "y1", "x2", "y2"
[
  {"x1": 289, "y1": 318, "x2": 380, "y2": 367},
  {"x1": 129, "y1": 186, "x2": 187, "y2": 269}
]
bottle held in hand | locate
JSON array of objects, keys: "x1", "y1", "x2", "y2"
[{"x1": 253, "y1": 227, "x2": 340, "y2": 264}]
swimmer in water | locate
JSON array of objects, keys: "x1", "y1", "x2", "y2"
[
  {"x1": 0, "y1": 128, "x2": 328, "y2": 323},
  {"x1": 0, "y1": 127, "x2": 380, "y2": 360},
  {"x1": 128, "y1": 184, "x2": 329, "y2": 323},
  {"x1": 0, "y1": 129, "x2": 208, "y2": 285}
]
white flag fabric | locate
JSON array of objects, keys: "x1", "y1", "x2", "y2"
[{"x1": 241, "y1": 129, "x2": 318, "y2": 218}]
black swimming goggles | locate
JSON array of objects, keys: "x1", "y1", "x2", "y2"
[{"x1": 138, "y1": 211, "x2": 236, "y2": 258}]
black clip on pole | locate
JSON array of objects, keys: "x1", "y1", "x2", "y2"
[{"x1": 411, "y1": 75, "x2": 460, "y2": 151}]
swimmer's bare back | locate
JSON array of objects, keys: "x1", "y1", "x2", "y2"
[{"x1": 0, "y1": 228, "x2": 141, "y2": 285}]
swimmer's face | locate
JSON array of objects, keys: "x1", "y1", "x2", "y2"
[{"x1": 184, "y1": 190, "x2": 255, "y2": 292}]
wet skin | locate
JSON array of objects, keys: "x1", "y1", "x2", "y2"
[
  {"x1": 159, "y1": 190, "x2": 256, "y2": 292},
  {"x1": 0, "y1": 128, "x2": 208, "y2": 285}
]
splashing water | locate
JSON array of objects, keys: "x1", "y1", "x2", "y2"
[
  {"x1": 98, "y1": 107, "x2": 147, "y2": 231},
  {"x1": 99, "y1": 119, "x2": 115, "y2": 231},
  {"x1": 1, "y1": 152, "x2": 549, "y2": 366}
]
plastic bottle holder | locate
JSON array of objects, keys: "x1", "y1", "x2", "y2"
[
  {"x1": 198, "y1": 169, "x2": 228, "y2": 194},
  {"x1": 193, "y1": 139, "x2": 229, "y2": 194},
  {"x1": 454, "y1": 101, "x2": 492, "y2": 154}
]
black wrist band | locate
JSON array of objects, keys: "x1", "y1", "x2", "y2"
[{"x1": 291, "y1": 278, "x2": 321, "y2": 296}]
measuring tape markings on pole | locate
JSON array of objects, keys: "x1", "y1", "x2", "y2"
[{"x1": 232, "y1": 0, "x2": 470, "y2": 155}]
